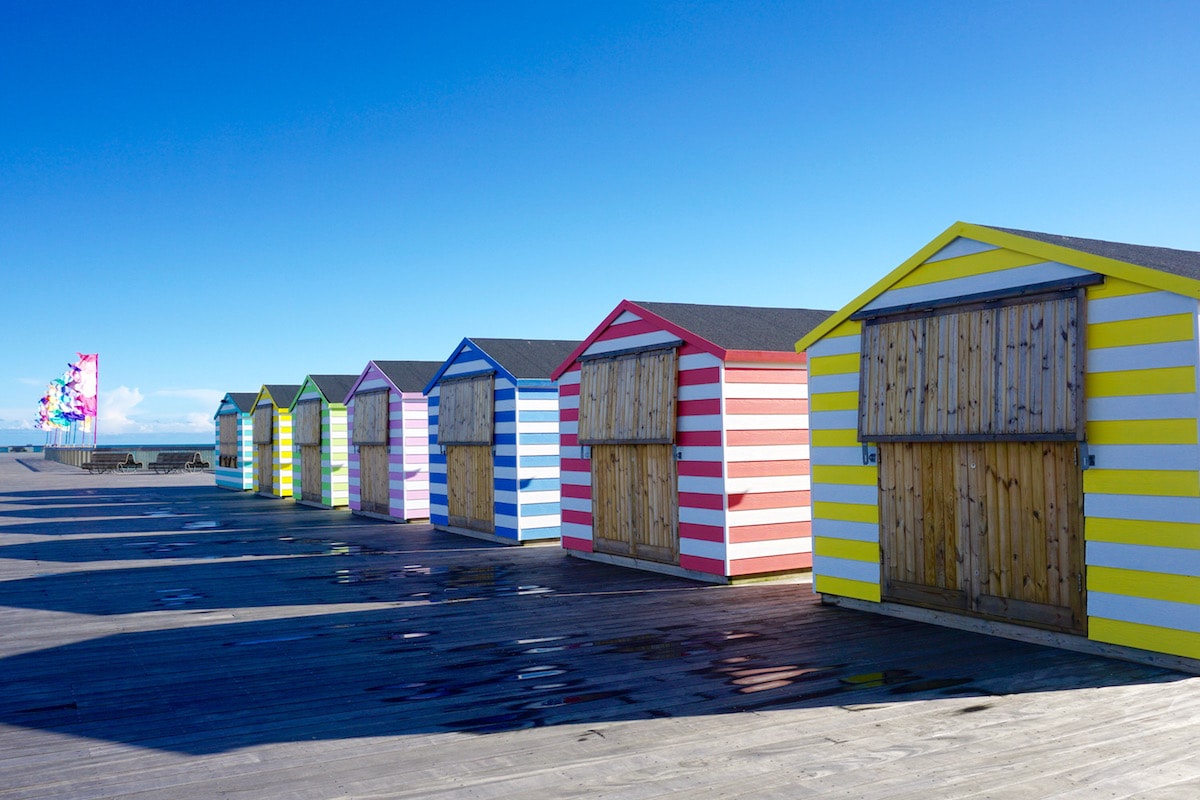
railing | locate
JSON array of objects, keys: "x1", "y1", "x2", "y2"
[{"x1": 43, "y1": 445, "x2": 217, "y2": 470}]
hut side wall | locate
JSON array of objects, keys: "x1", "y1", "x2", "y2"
[
  {"x1": 291, "y1": 382, "x2": 350, "y2": 508},
  {"x1": 214, "y1": 402, "x2": 253, "y2": 491},
  {"x1": 430, "y1": 342, "x2": 563, "y2": 543},
  {"x1": 347, "y1": 365, "x2": 431, "y2": 522},
  {"x1": 807, "y1": 236, "x2": 1200, "y2": 660}
]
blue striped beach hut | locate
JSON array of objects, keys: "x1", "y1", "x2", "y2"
[
  {"x1": 214, "y1": 392, "x2": 257, "y2": 491},
  {"x1": 426, "y1": 338, "x2": 581, "y2": 544}
]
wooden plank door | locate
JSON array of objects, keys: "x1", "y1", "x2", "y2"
[
  {"x1": 300, "y1": 445, "x2": 322, "y2": 501},
  {"x1": 359, "y1": 445, "x2": 389, "y2": 514},
  {"x1": 446, "y1": 445, "x2": 494, "y2": 532},
  {"x1": 256, "y1": 443, "x2": 272, "y2": 494},
  {"x1": 879, "y1": 441, "x2": 1085, "y2": 633},
  {"x1": 592, "y1": 443, "x2": 679, "y2": 564}
]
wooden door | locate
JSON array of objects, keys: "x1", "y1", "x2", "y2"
[
  {"x1": 592, "y1": 443, "x2": 679, "y2": 564},
  {"x1": 879, "y1": 441, "x2": 1085, "y2": 632},
  {"x1": 256, "y1": 443, "x2": 272, "y2": 494},
  {"x1": 446, "y1": 445, "x2": 494, "y2": 532},
  {"x1": 359, "y1": 445, "x2": 389, "y2": 514},
  {"x1": 300, "y1": 445, "x2": 322, "y2": 501}
]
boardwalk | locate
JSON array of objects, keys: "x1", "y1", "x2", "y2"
[{"x1": 0, "y1": 453, "x2": 1197, "y2": 799}]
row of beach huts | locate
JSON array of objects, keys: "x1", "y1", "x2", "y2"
[{"x1": 214, "y1": 223, "x2": 1200, "y2": 671}]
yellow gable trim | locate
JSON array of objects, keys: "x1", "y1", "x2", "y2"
[{"x1": 796, "y1": 221, "x2": 1200, "y2": 352}]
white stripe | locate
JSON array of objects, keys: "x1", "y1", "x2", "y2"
[
  {"x1": 726, "y1": 445, "x2": 810, "y2": 462},
  {"x1": 559, "y1": 394, "x2": 579, "y2": 410},
  {"x1": 1087, "y1": 541, "x2": 1200, "y2": 577},
  {"x1": 520, "y1": 421, "x2": 559, "y2": 435},
  {"x1": 814, "y1": 519, "x2": 878, "y2": 542},
  {"x1": 729, "y1": 537, "x2": 812, "y2": 560},
  {"x1": 727, "y1": 506, "x2": 811, "y2": 526},
  {"x1": 1087, "y1": 340, "x2": 1197, "y2": 372},
  {"x1": 924, "y1": 237, "x2": 998, "y2": 263},
  {"x1": 582, "y1": 330, "x2": 682, "y2": 357},
  {"x1": 679, "y1": 506, "x2": 725, "y2": 527},
  {"x1": 1089, "y1": 592, "x2": 1200, "y2": 634},
  {"x1": 519, "y1": 490, "x2": 561, "y2": 506},
  {"x1": 520, "y1": 444, "x2": 558, "y2": 457},
  {"x1": 678, "y1": 383, "x2": 721, "y2": 401},
  {"x1": 558, "y1": 370, "x2": 581, "y2": 386},
  {"x1": 680, "y1": 352, "x2": 721, "y2": 371},
  {"x1": 814, "y1": 555, "x2": 879, "y2": 584},
  {"x1": 724, "y1": 383, "x2": 808, "y2": 400},
  {"x1": 1088, "y1": 444, "x2": 1200, "y2": 471},
  {"x1": 725, "y1": 414, "x2": 808, "y2": 431},
  {"x1": 810, "y1": 373, "x2": 860, "y2": 394},
  {"x1": 726, "y1": 475, "x2": 810, "y2": 494},
  {"x1": 1088, "y1": 292, "x2": 1197, "y2": 324},
  {"x1": 560, "y1": 470, "x2": 590, "y2": 487},
  {"x1": 679, "y1": 475, "x2": 724, "y2": 496},
  {"x1": 679, "y1": 537, "x2": 725, "y2": 561},
  {"x1": 864, "y1": 262, "x2": 1092, "y2": 311},
  {"x1": 614, "y1": 309, "x2": 642, "y2": 324},
  {"x1": 560, "y1": 445, "x2": 587, "y2": 459},
  {"x1": 1084, "y1": 493, "x2": 1200, "y2": 524},
  {"x1": 810, "y1": 410, "x2": 859, "y2": 431},
  {"x1": 679, "y1": 446, "x2": 723, "y2": 462},
  {"x1": 562, "y1": 521, "x2": 593, "y2": 541},
  {"x1": 561, "y1": 496, "x2": 591, "y2": 513},
  {"x1": 812, "y1": 483, "x2": 876, "y2": 505},
  {"x1": 677, "y1": 414, "x2": 722, "y2": 432},
  {"x1": 520, "y1": 513, "x2": 561, "y2": 528},
  {"x1": 518, "y1": 466, "x2": 561, "y2": 480},
  {"x1": 807, "y1": 334, "x2": 861, "y2": 357}
]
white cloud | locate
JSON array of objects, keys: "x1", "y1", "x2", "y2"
[{"x1": 101, "y1": 386, "x2": 146, "y2": 434}]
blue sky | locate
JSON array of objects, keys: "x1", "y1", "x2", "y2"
[{"x1": 3, "y1": 1, "x2": 1199, "y2": 443}]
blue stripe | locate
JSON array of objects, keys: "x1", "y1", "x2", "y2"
[
  {"x1": 430, "y1": 473, "x2": 447, "y2": 486},
  {"x1": 430, "y1": 453, "x2": 446, "y2": 466},
  {"x1": 427, "y1": 396, "x2": 439, "y2": 408},
  {"x1": 492, "y1": 525, "x2": 520, "y2": 541},
  {"x1": 495, "y1": 455, "x2": 517, "y2": 468},
  {"x1": 494, "y1": 432, "x2": 517, "y2": 446},
  {"x1": 520, "y1": 455, "x2": 559, "y2": 468},
  {"x1": 495, "y1": 409, "x2": 516, "y2": 423},
  {"x1": 518, "y1": 410, "x2": 558, "y2": 423},
  {"x1": 431, "y1": 511, "x2": 448, "y2": 525},
  {"x1": 495, "y1": 502, "x2": 519, "y2": 517},
  {"x1": 519, "y1": 477, "x2": 559, "y2": 492},
  {"x1": 520, "y1": 501, "x2": 560, "y2": 517},
  {"x1": 519, "y1": 432, "x2": 558, "y2": 446},
  {"x1": 495, "y1": 387, "x2": 516, "y2": 403},
  {"x1": 521, "y1": 526, "x2": 560, "y2": 539}
]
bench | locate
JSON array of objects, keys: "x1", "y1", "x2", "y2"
[
  {"x1": 148, "y1": 452, "x2": 211, "y2": 474},
  {"x1": 81, "y1": 452, "x2": 142, "y2": 473}
]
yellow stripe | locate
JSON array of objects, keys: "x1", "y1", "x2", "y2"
[
  {"x1": 1087, "y1": 419, "x2": 1198, "y2": 445},
  {"x1": 1089, "y1": 617, "x2": 1200, "y2": 660},
  {"x1": 813, "y1": 574, "x2": 881, "y2": 603},
  {"x1": 809, "y1": 352, "x2": 859, "y2": 376},
  {"x1": 1087, "y1": 277, "x2": 1157, "y2": 300},
  {"x1": 829, "y1": 320, "x2": 862, "y2": 338},
  {"x1": 814, "y1": 537, "x2": 879, "y2": 562},
  {"x1": 1083, "y1": 469, "x2": 1200, "y2": 497},
  {"x1": 812, "y1": 429, "x2": 861, "y2": 447},
  {"x1": 814, "y1": 501, "x2": 879, "y2": 524},
  {"x1": 1088, "y1": 565, "x2": 1200, "y2": 605},
  {"x1": 893, "y1": 247, "x2": 1044, "y2": 289},
  {"x1": 1086, "y1": 517, "x2": 1200, "y2": 550},
  {"x1": 1086, "y1": 366, "x2": 1196, "y2": 397},
  {"x1": 812, "y1": 464, "x2": 877, "y2": 485},
  {"x1": 810, "y1": 391, "x2": 859, "y2": 412},
  {"x1": 1087, "y1": 313, "x2": 1195, "y2": 349}
]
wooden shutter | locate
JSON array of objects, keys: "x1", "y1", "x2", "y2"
[
  {"x1": 253, "y1": 405, "x2": 274, "y2": 444},
  {"x1": 860, "y1": 292, "x2": 1083, "y2": 441},
  {"x1": 293, "y1": 400, "x2": 322, "y2": 446},
  {"x1": 437, "y1": 375, "x2": 494, "y2": 445},
  {"x1": 218, "y1": 415, "x2": 237, "y2": 458},
  {"x1": 352, "y1": 390, "x2": 389, "y2": 445},
  {"x1": 578, "y1": 348, "x2": 678, "y2": 444}
]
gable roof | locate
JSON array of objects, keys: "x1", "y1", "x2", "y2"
[
  {"x1": 551, "y1": 300, "x2": 834, "y2": 379},
  {"x1": 220, "y1": 392, "x2": 258, "y2": 414},
  {"x1": 425, "y1": 338, "x2": 584, "y2": 393},
  {"x1": 371, "y1": 361, "x2": 443, "y2": 394},
  {"x1": 257, "y1": 384, "x2": 302, "y2": 409},
  {"x1": 302, "y1": 374, "x2": 358, "y2": 407},
  {"x1": 795, "y1": 221, "x2": 1200, "y2": 352}
]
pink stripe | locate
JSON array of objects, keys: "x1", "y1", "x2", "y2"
[
  {"x1": 402, "y1": 436, "x2": 427, "y2": 447},
  {"x1": 562, "y1": 536, "x2": 593, "y2": 553},
  {"x1": 678, "y1": 430, "x2": 721, "y2": 447},
  {"x1": 562, "y1": 433, "x2": 579, "y2": 446},
  {"x1": 678, "y1": 398, "x2": 720, "y2": 416},
  {"x1": 678, "y1": 461, "x2": 722, "y2": 477},
  {"x1": 562, "y1": 509, "x2": 592, "y2": 525},
  {"x1": 729, "y1": 552, "x2": 812, "y2": 575},
  {"x1": 678, "y1": 366, "x2": 720, "y2": 386},
  {"x1": 559, "y1": 382, "x2": 581, "y2": 397},
  {"x1": 560, "y1": 407, "x2": 579, "y2": 422},
  {"x1": 594, "y1": 318, "x2": 662, "y2": 341},
  {"x1": 562, "y1": 458, "x2": 590, "y2": 472},
  {"x1": 680, "y1": 522, "x2": 724, "y2": 542},
  {"x1": 402, "y1": 418, "x2": 427, "y2": 429},
  {"x1": 561, "y1": 484, "x2": 591, "y2": 499},
  {"x1": 679, "y1": 554, "x2": 724, "y2": 576},
  {"x1": 679, "y1": 492, "x2": 723, "y2": 510}
]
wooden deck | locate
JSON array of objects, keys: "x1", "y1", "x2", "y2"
[{"x1": 0, "y1": 452, "x2": 1197, "y2": 798}]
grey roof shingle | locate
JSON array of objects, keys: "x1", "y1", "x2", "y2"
[
  {"x1": 469, "y1": 338, "x2": 584, "y2": 379},
  {"x1": 986, "y1": 226, "x2": 1200, "y2": 282},
  {"x1": 633, "y1": 301, "x2": 834, "y2": 353},
  {"x1": 224, "y1": 393, "x2": 259, "y2": 413},
  {"x1": 307, "y1": 375, "x2": 359, "y2": 405},
  {"x1": 372, "y1": 361, "x2": 443, "y2": 393},
  {"x1": 264, "y1": 385, "x2": 302, "y2": 407}
]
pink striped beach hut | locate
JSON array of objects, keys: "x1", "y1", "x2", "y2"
[
  {"x1": 346, "y1": 360, "x2": 442, "y2": 522},
  {"x1": 551, "y1": 301, "x2": 832, "y2": 582}
]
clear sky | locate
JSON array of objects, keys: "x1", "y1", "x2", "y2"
[{"x1": 3, "y1": 1, "x2": 1199, "y2": 443}]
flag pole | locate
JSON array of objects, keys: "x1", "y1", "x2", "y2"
[{"x1": 93, "y1": 354, "x2": 99, "y2": 448}]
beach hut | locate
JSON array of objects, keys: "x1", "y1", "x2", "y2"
[
  {"x1": 289, "y1": 374, "x2": 357, "y2": 509},
  {"x1": 214, "y1": 392, "x2": 257, "y2": 491},
  {"x1": 251, "y1": 384, "x2": 301, "y2": 499},
  {"x1": 551, "y1": 301, "x2": 833, "y2": 582},
  {"x1": 797, "y1": 221, "x2": 1200, "y2": 668},
  {"x1": 346, "y1": 360, "x2": 442, "y2": 522},
  {"x1": 426, "y1": 338, "x2": 581, "y2": 544}
]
